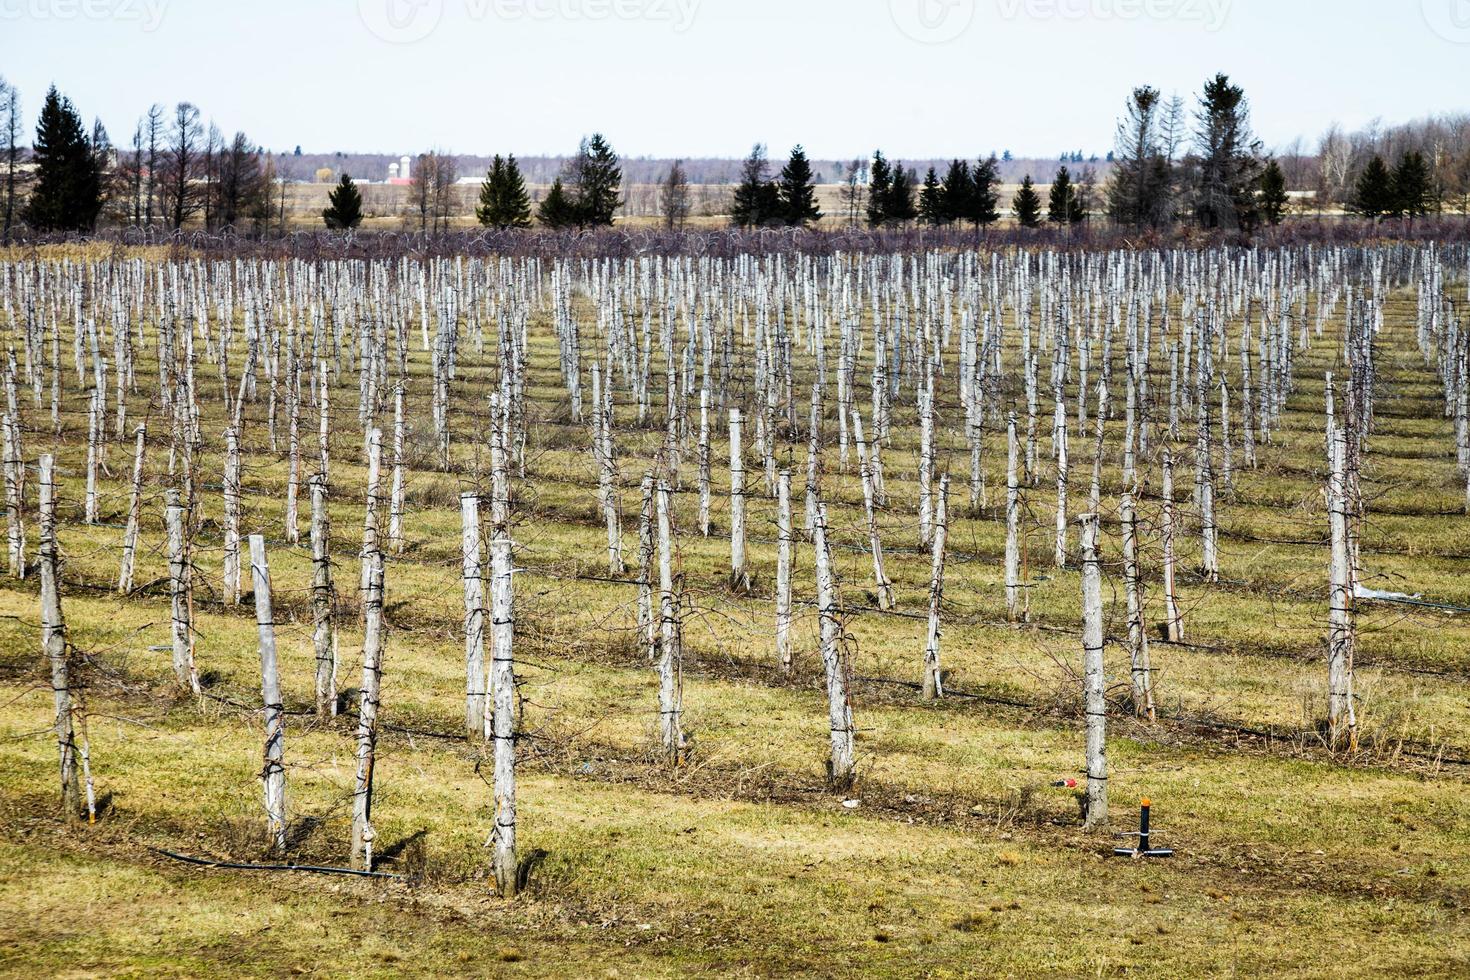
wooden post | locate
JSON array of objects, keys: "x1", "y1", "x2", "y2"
[
  {"x1": 164, "y1": 489, "x2": 199, "y2": 694},
  {"x1": 776, "y1": 469, "x2": 794, "y2": 673},
  {"x1": 388, "y1": 383, "x2": 406, "y2": 554},
  {"x1": 813, "y1": 502, "x2": 855, "y2": 789},
  {"x1": 39, "y1": 455, "x2": 81, "y2": 818},
  {"x1": 728, "y1": 409, "x2": 750, "y2": 591},
  {"x1": 923, "y1": 475, "x2": 950, "y2": 700},
  {"x1": 223, "y1": 426, "x2": 242, "y2": 605},
  {"x1": 351, "y1": 547, "x2": 385, "y2": 871},
  {"x1": 309, "y1": 475, "x2": 336, "y2": 718},
  {"x1": 84, "y1": 389, "x2": 100, "y2": 525},
  {"x1": 249, "y1": 535, "x2": 287, "y2": 854},
  {"x1": 637, "y1": 473, "x2": 656, "y2": 659},
  {"x1": 488, "y1": 524, "x2": 517, "y2": 897},
  {"x1": 2, "y1": 412, "x2": 23, "y2": 578},
  {"x1": 359, "y1": 427, "x2": 383, "y2": 597},
  {"x1": 697, "y1": 389, "x2": 712, "y2": 538},
  {"x1": 1079, "y1": 512, "x2": 1108, "y2": 830},
  {"x1": 117, "y1": 424, "x2": 146, "y2": 593},
  {"x1": 656, "y1": 480, "x2": 684, "y2": 763},
  {"x1": 1327, "y1": 429, "x2": 1357, "y2": 751},
  {"x1": 1054, "y1": 416, "x2": 1069, "y2": 569},
  {"x1": 1006, "y1": 412, "x2": 1023, "y2": 622},
  {"x1": 461, "y1": 492, "x2": 486, "y2": 740},
  {"x1": 1121, "y1": 491, "x2": 1155, "y2": 722},
  {"x1": 1161, "y1": 451, "x2": 1183, "y2": 643},
  {"x1": 853, "y1": 409, "x2": 894, "y2": 610}
]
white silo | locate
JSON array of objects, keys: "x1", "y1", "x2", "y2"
[
  {"x1": 400, "y1": 155, "x2": 411, "y2": 181},
  {"x1": 388, "y1": 162, "x2": 399, "y2": 181}
]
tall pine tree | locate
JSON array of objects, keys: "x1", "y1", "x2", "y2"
[
  {"x1": 866, "y1": 151, "x2": 892, "y2": 227},
  {"x1": 939, "y1": 159, "x2": 972, "y2": 224},
  {"x1": 1048, "y1": 166, "x2": 1084, "y2": 224},
  {"x1": 1393, "y1": 151, "x2": 1435, "y2": 220},
  {"x1": 477, "y1": 154, "x2": 532, "y2": 228},
  {"x1": 1257, "y1": 159, "x2": 1289, "y2": 226},
  {"x1": 24, "y1": 86, "x2": 103, "y2": 232},
  {"x1": 918, "y1": 167, "x2": 943, "y2": 225},
  {"x1": 1012, "y1": 175, "x2": 1042, "y2": 228},
  {"x1": 888, "y1": 164, "x2": 918, "y2": 224},
  {"x1": 731, "y1": 144, "x2": 781, "y2": 227},
  {"x1": 322, "y1": 173, "x2": 363, "y2": 230},
  {"x1": 1353, "y1": 156, "x2": 1395, "y2": 220},
  {"x1": 538, "y1": 177, "x2": 577, "y2": 228},
  {"x1": 572, "y1": 134, "x2": 621, "y2": 227},
  {"x1": 777, "y1": 145, "x2": 822, "y2": 227},
  {"x1": 965, "y1": 155, "x2": 1002, "y2": 229}
]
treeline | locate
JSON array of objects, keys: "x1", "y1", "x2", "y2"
[{"x1": 4, "y1": 69, "x2": 1469, "y2": 241}]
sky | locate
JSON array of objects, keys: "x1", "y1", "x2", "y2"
[{"x1": 3, "y1": 0, "x2": 1469, "y2": 160}]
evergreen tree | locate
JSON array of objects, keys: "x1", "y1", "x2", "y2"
[
  {"x1": 571, "y1": 133, "x2": 622, "y2": 227},
  {"x1": 1257, "y1": 159, "x2": 1289, "y2": 226},
  {"x1": 731, "y1": 144, "x2": 781, "y2": 227},
  {"x1": 866, "y1": 151, "x2": 892, "y2": 226},
  {"x1": 918, "y1": 167, "x2": 944, "y2": 225},
  {"x1": 777, "y1": 145, "x2": 822, "y2": 227},
  {"x1": 1012, "y1": 175, "x2": 1042, "y2": 228},
  {"x1": 322, "y1": 172, "x2": 363, "y2": 230},
  {"x1": 1191, "y1": 73, "x2": 1263, "y2": 231},
  {"x1": 538, "y1": 177, "x2": 577, "y2": 228},
  {"x1": 887, "y1": 164, "x2": 918, "y2": 224},
  {"x1": 1048, "y1": 166, "x2": 1084, "y2": 224},
  {"x1": 476, "y1": 154, "x2": 532, "y2": 229},
  {"x1": 965, "y1": 154, "x2": 1002, "y2": 228},
  {"x1": 1393, "y1": 150, "x2": 1435, "y2": 220},
  {"x1": 1352, "y1": 156, "x2": 1395, "y2": 220},
  {"x1": 24, "y1": 86, "x2": 103, "y2": 232},
  {"x1": 1106, "y1": 86, "x2": 1172, "y2": 229},
  {"x1": 939, "y1": 159, "x2": 971, "y2": 224}
]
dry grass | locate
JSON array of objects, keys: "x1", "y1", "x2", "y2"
[{"x1": 1, "y1": 259, "x2": 1469, "y2": 977}]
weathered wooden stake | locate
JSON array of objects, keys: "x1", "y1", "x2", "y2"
[{"x1": 249, "y1": 535, "x2": 287, "y2": 854}]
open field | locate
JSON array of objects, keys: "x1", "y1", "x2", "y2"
[{"x1": 2, "y1": 244, "x2": 1469, "y2": 978}]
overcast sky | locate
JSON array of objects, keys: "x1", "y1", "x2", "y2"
[{"x1": 4, "y1": 0, "x2": 1469, "y2": 159}]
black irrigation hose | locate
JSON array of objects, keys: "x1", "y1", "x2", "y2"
[{"x1": 150, "y1": 846, "x2": 402, "y2": 880}]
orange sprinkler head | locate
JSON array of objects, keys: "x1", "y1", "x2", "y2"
[{"x1": 1141, "y1": 798, "x2": 1152, "y2": 808}]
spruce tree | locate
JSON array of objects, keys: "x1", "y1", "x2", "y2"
[
  {"x1": 1353, "y1": 156, "x2": 1394, "y2": 220},
  {"x1": 966, "y1": 154, "x2": 1002, "y2": 229},
  {"x1": 888, "y1": 164, "x2": 918, "y2": 224},
  {"x1": 1393, "y1": 151, "x2": 1435, "y2": 220},
  {"x1": 731, "y1": 144, "x2": 780, "y2": 227},
  {"x1": 1012, "y1": 175, "x2": 1042, "y2": 228},
  {"x1": 572, "y1": 133, "x2": 622, "y2": 227},
  {"x1": 322, "y1": 172, "x2": 363, "y2": 230},
  {"x1": 1048, "y1": 166, "x2": 1084, "y2": 224},
  {"x1": 477, "y1": 154, "x2": 532, "y2": 229},
  {"x1": 866, "y1": 151, "x2": 892, "y2": 226},
  {"x1": 918, "y1": 167, "x2": 943, "y2": 225},
  {"x1": 1257, "y1": 159, "x2": 1289, "y2": 226},
  {"x1": 1191, "y1": 73, "x2": 1263, "y2": 231},
  {"x1": 537, "y1": 177, "x2": 577, "y2": 228},
  {"x1": 24, "y1": 86, "x2": 102, "y2": 232},
  {"x1": 939, "y1": 159, "x2": 972, "y2": 224},
  {"x1": 777, "y1": 145, "x2": 822, "y2": 227}
]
